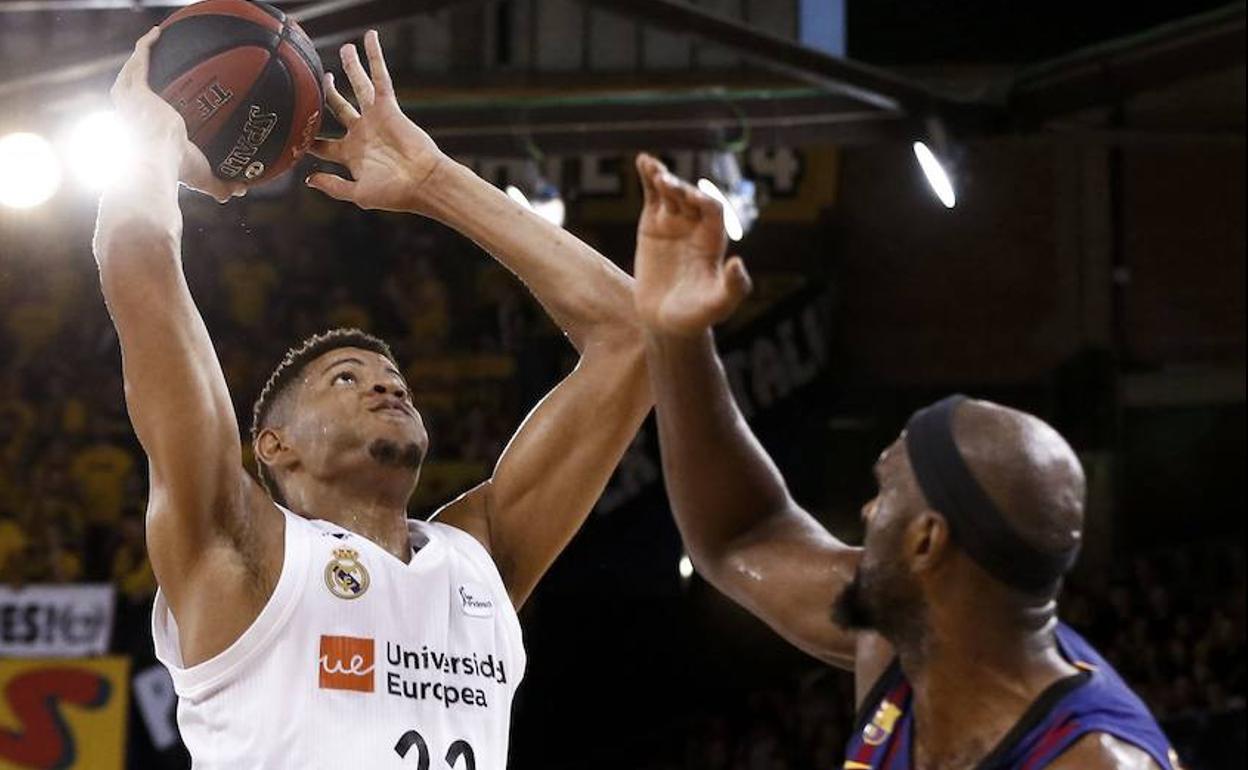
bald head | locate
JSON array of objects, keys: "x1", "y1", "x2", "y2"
[
  {"x1": 950, "y1": 399, "x2": 1085, "y2": 562},
  {"x1": 834, "y1": 398, "x2": 1086, "y2": 647}
]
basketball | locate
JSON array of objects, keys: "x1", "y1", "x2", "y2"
[{"x1": 147, "y1": 0, "x2": 324, "y2": 184}]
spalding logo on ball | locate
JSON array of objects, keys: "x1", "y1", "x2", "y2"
[{"x1": 147, "y1": 0, "x2": 325, "y2": 184}]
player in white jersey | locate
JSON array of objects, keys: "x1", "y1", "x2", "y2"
[{"x1": 96, "y1": 29, "x2": 651, "y2": 769}]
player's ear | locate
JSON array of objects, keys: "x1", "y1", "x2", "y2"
[
  {"x1": 254, "y1": 427, "x2": 296, "y2": 471},
  {"x1": 909, "y1": 511, "x2": 951, "y2": 574}
]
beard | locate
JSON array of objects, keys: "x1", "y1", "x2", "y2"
[
  {"x1": 832, "y1": 569, "x2": 876, "y2": 631},
  {"x1": 831, "y1": 560, "x2": 927, "y2": 651},
  {"x1": 368, "y1": 438, "x2": 424, "y2": 469}
]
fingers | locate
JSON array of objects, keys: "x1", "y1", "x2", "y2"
[
  {"x1": 657, "y1": 170, "x2": 700, "y2": 220},
  {"x1": 209, "y1": 184, "x2": 247, "y2": 205},
  {"x1": 709, "y1": 255, "x2": 752, "y2": 320},
  {"x1": 323, "y1": 73, "x2": 360, "y2": 126},
  {"x1": 692, "y1": 188, "x2": 724, "y2": 224},
  {"x1": 128, "y1": 26, "x2": 159, "y2": 80},
  {"x1": 340, "y1": 43, "x2": 375, "y2": 108},
  {"x1": 722, "y1": 256, "x2": 753, "y2": 302},
  {"x1": 113, "y1": 26, "x2": 160, "y2": 96},
  {"x1": 675, "y1": 178, "x2": 708, "y2": 220},
  {"x1": 308, "y1": 138, "x2": 346, "y2": 163},
  {"x1": 362, "y1": 30, "x2": 394, "y2": 98},
  {"x1": 206, "y1": 182, "x2": 238, "y2": 205},
  {"x1": 306, "y1": 172, "x2": 357, "y2": 202},
  {"x1": 636, "y1": 153, "x2": 664, "y2": 208},
  {"x1": 665, "y1": 173, "x2": 731, "y2": 242}
]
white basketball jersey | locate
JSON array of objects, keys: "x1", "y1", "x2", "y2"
[{"x1": 152, "y1": 507, "x2": 526, "y2": 769}]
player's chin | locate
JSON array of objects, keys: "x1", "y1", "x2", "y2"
[{"x1": 365, "y1": 433, "x2": 427, "y2": 471}]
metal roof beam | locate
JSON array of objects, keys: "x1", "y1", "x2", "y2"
[
  {"x1": 572, "y1": 0, "x2": 950, "y2": 116},
  {"x1": 1010, "y1": 2, "x2": 1246, "y2": 123},
  {"x1": 293, "y1": 0, "x2": 473, "y2": 43},
  {"x1": 382, "y1": 86, "x2": 909, "y2": 155}
]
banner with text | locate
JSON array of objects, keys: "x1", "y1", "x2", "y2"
[{"x1": 0, "y1": 585, "x2": 115, "y2": 658}]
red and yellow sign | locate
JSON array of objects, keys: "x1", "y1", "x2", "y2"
[{"x1": 0, "y1": 657, "x2": 129, "y2": 770}]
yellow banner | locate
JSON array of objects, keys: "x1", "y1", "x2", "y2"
[{"x1": 0, "y1": 657, "x2": 129, "y2": 770}]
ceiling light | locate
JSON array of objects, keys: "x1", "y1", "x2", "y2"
[
  {"x1": 66, "y1": 110, "x2": 134, "y2": 191},
  {"x1": 913, "y1": 140, "x2": 956, "y2": 209},
  {"x1": 0, "y1": 132, "x2": 61, "y2": 209}
]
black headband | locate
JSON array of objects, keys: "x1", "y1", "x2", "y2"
[{"x1": 904, "y1": 395, "x2": 1079, "y2": 593}]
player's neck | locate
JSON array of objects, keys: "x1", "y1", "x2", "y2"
[
  {"x1": 904, "y1": 612, "x2": 1076, "y2": 768},
  {"x1": 290, "y1": 480, "x2": 413, "y2": 563}
]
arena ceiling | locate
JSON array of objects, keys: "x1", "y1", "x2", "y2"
[{"x1": 0, "y1": 0, "x2": 1242, "y2": 154}]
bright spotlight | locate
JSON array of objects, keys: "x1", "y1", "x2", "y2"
[
  {"x1": 505, "y1": 183, "x2": 566, "y2": 228},
  {"x1": 0, "y1": 132, "x2": 61, "y2": 209},
  {"x1": 678, "y1": 554, "x2": 694, "y2": 580},
  {"x1": 67, "y1": 110, "x2": 134, "y2": 191},
  {"x1": 697, "y1": 152, "x2": 758, "y2": 242},
  {"x1": 505, "y1": 185, "x2": 528, "y2": 207},
  {"x1": 913, "y1": 141, "x2": 956, "y2": 209},
  {"x1": 532, "y1": 196, "x2": 566, "y2": 229},
  {"x1": 505, "y1": 164, "x2": 565, "y2": 228},
  {"x1": 696, "y1": 179, "x2": 745, "y2": 242}
]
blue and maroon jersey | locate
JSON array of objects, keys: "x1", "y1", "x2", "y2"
[{"x1": 842, "y1": 623, "x2": 1182, "y2": 770}]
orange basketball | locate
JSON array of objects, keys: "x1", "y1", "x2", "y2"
[{"x1": 148, "y1": 0, "x2": 324, "y2": 184}]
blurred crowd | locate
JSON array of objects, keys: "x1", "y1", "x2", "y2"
[
  {"x1": 649, "y1": 542, "x2": 1246, "y2": 770},
  {"x1": 1063, "y1": 543, "x2": 1247, "y2": 721},
  {"x1": 1, "y1": 195, "x2": 570, "y2": 590}
]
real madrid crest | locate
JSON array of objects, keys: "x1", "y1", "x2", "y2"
[{"x1": 324, "y1": 547, "x2": 370, "y2": 600}]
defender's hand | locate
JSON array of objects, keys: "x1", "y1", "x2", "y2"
[
  {"x1": 110, "y1": 27, "x2": 245, "y2": 203},
  {"x1": 306, "y1": 30, "x2": 447, "y2": 214},
  {"x1": 632, "y1": 154, "x2": 752, "y2": 338}
]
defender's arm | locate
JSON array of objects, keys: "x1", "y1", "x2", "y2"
[
  {"x1": 634, "y1": 157, "x2": 862, "y2": 669},
  {"x1": 646, "y1": 332, "x2": 860, "y2": 668},
  {"x1": 94, "y1": 30, "x2": 279, "y2": 627}
]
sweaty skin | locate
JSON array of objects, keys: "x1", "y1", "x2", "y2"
[
  {"x1": 94, "y1": 28, "x2": 650, "y2": 669},
  {"x1": 629, "y1": 156, "x2": 1160, "y2": 770}
]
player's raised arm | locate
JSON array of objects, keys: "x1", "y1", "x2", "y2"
[
  {"x1": 93, "y1": 30, "x2": 280, "y2": 631},
  {"x1": 306, "y1": 31, "x2": 650, "y2": 607},
  {"x1": 632, "y1": 157, "x2": 861, "y2": 670}
]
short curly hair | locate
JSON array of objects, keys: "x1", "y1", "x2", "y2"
[{"x1": 251, "y1": 328, "x2": 397, "y2": 506}]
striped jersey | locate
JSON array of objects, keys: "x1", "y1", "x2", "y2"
[{"x1": 843, "y1": 623, "x2": 1181, "y2": 770}]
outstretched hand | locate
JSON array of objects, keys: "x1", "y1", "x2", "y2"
[
  {"x1": 306, "y1": 30, "x2": 446, "y2": 213},
  {"x1": 109, "y1": 27, "x2": 245, "y2": 204},
  {"x1": 632, "y1": 154, "x2": 752, "y2": 338}
]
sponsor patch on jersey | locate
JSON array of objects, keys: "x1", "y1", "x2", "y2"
[
  {"x1": 319, "y1": 635, "x2": 375, "y2": 692},
  {"x1": 324, "y1": 547, "x2": 370, "y2": 600},
  {"x1": 458, "y1": 583, "x2": 495, "y2": 618},
  {"x1": 863, "y1": 699, "x2": 902, "y2": 746}
]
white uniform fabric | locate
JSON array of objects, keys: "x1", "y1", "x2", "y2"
[{"x1": 152, "y1": 507, "x2": 525, "y2": 770}]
